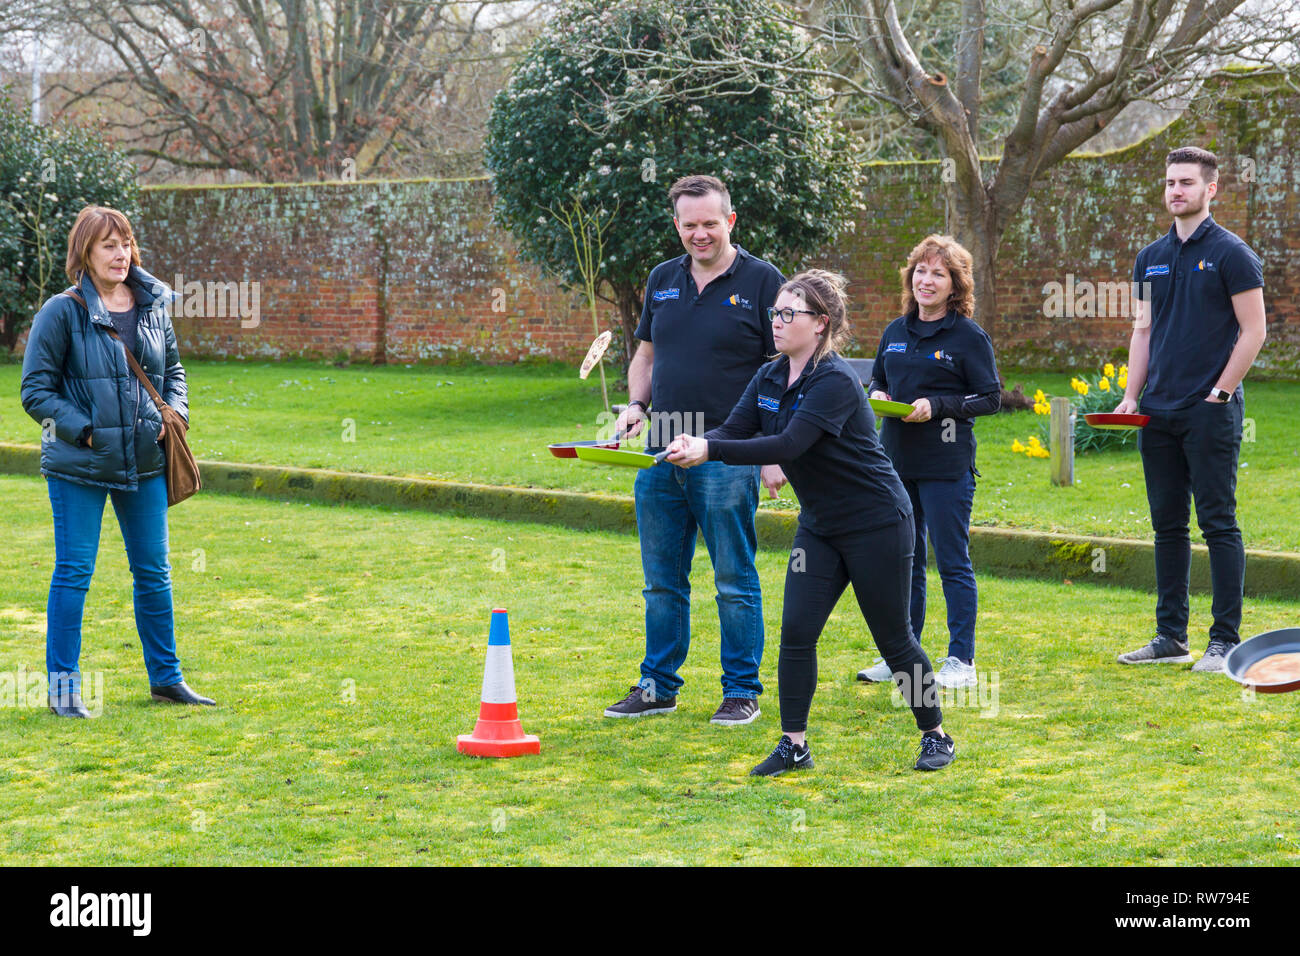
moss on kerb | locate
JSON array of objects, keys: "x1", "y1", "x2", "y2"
[
  {"x1": 0, "y1": 443, "x2": 42, "y2": 476},
  {"x1": 2, "y1": 443, "x2": 1295, "y2": 598},
  {"x1": 1051, "y1": 539, "x2": 1095, "y2": 565}
]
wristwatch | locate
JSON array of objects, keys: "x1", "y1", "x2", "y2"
[
  {"x1": 628, "y1": 400, "x2": 649, "y2": 414},
  {"x1": 1210, "y1": 387, "x2": 1231, "y2": 403}
]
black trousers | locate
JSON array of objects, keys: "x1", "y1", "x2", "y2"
[
  {"x1": 1138, "y1": 398, "x2": 1246, "y2": 645},
  {"x1": 779, "y1": 516, "x2": 943, "y2": 733}
]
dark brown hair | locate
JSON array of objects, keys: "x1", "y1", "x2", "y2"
[
  {"x1": 778, "y1": 269, "x2": 851, "y2": 367},
  {"x1": 1166, "y1": 146, "x2": 1219, "y2": 183},
  {"x1": 899, "y1": 235, "x2": 975, "y2": 319},
  {"x1": 65, "y1": 205, "x2": 140, "y2": 284},
  {"x1": 668, "y1": 174, "x2": 731, "y2": 217}
]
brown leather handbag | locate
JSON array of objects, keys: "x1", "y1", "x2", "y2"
[{"x1": 65, "y1": 289, "x2": 202, "y2": 505}]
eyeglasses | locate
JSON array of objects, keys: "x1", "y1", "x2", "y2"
[{"x1": 767, "y1": 306, "x2": 819, "y2": 324}]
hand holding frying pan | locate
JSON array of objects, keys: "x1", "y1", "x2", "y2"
[
  {"x1": 901, "y1": 397, "x2": 933, "y2": 423},
  {"x1": 667, "y1": 434, "x2": 709, "y2": 468},
  {"x1": 614, "y1": 403, "x2": 648, "y2": 440}
]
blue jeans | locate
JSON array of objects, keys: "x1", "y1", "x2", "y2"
[
  {"x1": 1138, "y1": 398, "x2": 1245, "y2": 645},
  {"x1": 46, "y1": 474, "x2": 184, "y2": 695},
  {"x1": 633, "y1": 460, "x2": 764, "y2": 700},
  {"x1": 905, "y1": 472, "x2": 978, "y2": 662}
]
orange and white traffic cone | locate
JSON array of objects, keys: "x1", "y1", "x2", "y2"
[{"x1": 456, "y1": 608, "x2": 540, "y2": 758}]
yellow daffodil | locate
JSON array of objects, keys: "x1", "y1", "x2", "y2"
[
  {"x1": 1103, "y1": 363, "x2": 1115, "y2": 378},
  {"x1": 1011, "y1": 439, "x2": 1025, "y2": 453},
  {"x1": 1117, "y1": 369, "x2": 1128, "y2": 389},
  {"x1": 1099, "y1": 377, "x2": 1111, "y2": 392},
  {"x1": 1077, "y1": 381, "x2": 1089, "y2": 396},
  {"x1": 1034, "y1": 389, "x2": 1046, "y2": 403}
]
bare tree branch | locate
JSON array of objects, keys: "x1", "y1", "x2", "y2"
[{"x1": 32, "y1": 0, "x2": 553, "y2": 181}]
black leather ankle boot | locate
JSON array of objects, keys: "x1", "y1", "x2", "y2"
[{"x1": 150, "y1": 681, "x2": 216, "y2": 706}]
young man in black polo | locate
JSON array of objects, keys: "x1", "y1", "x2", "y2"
[{"x1": 1116, "y1": 146, "x2": 1266, "y2": 672}]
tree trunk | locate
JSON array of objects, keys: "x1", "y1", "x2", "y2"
[
  {"x1": 942, "y1": 173, "x2": 1000, "y2": 329},
  {"x1": 613, "y1": 283, "x2": 643, "y2": 375},
  {"x1": 967, "y1": 225, "x2": 999, "y2": 331},
  {"x1": 944, "y1": 178, "x2": 1020, "y2": 405},
  {"x1": 0, "y1": 316, "x2": 20, "y2": 356}
]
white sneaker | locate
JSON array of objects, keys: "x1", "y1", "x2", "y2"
[
  {"x1": 934, "y1": 657, "x2": 977, "y2": 688},
  {"x1": 856, "y1": 658, "x2": 892, "y2": 683}
]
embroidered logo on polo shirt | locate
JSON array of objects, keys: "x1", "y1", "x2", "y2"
[
  {"x1": 653, "y1": 288, "x2": 681, "y2": 301},
  {"x1": 757, "y1": 395, "x2": 780, "y2": 412},
  {"x1": 930, "y1": 349, "x2": 952, "y2": 362},
  {"x1": 1144, "y1": 264, "x2": 1170, "y2": 277},
  {"x1": 885, "y1": 342, "x2": 907, "y2": 353},
  {"x1": 1195, "y1": 259, "x2": 1216, "y2": 271},
  {"x1": 727, "y1": 294, "x2": 751, "y2": 308}
]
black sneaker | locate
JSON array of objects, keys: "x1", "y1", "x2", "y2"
[
  {"x1": 1117, "y1": 634, "x2": 1192, "y2": 665},
  {"x1": 749, "y1": 735, "x2": 813, "y2": 776},
  {"x1": 1191, "y1": 639, "x2": 1236, "y2": 673},
  {"x1": 914, "y1": 731, "x2": 956, "y2": 771},
  {"x1": 710, "y1": 697, "x2": 760, "y2": 725},
  {"x1": 603, "y1": 684, "x2": 677, "y2": 718}
]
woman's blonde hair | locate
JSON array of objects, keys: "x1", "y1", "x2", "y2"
[
  {"x1": 65, "y1": 205, "x2": 140, "y2": 285},
  {"x1": 899, "y1": 235, "x2": 974, "y2": 318},
  {"x1": 778, "y1": 269, "x2": 851, "y2": 367}
]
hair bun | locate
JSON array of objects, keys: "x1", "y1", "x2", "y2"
[
  {"x1": 779, "y1": 269, "x2": 852, "y2": 365},
  {"x1": 801, "y1": 269, "x2": 847, "y2": 295}
]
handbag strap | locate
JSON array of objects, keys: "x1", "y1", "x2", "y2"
[{"x1": 64, "y1": 288, "x2": 168, "y2": 410}]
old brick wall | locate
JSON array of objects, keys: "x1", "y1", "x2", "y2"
[{"x1": 134, "y1": 71, "x2": 1298, "y2": 374}]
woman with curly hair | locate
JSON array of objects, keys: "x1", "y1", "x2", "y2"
[{"x1": 855, "y1": 235, "x2": 1001, "y2": 690}]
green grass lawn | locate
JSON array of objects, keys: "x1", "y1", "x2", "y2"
[
  {"x1": 2, "y1": 360, "x2": 1297, "y2": 551},
  {"x1": 1, "y1": 473, "x2": 1297, "y2": 865}
]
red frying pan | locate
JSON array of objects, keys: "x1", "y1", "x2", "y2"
[
  {"x1": 548, "y1": 426, "x2": 632, "y2": 459},
  {"x1": 547, "y1": 438, "x2": 621, "y2": 459},
  {"x1": 1083, "y1": 413, "x2": 1150, "y2": 430}
]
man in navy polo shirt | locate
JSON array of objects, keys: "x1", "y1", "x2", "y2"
[
  {"x1": 1116, "y1": 146, "x2": 1266, "y2": 672},
  {"x1": 602, "y1": 174, "x2": 785, "y2": 725}
]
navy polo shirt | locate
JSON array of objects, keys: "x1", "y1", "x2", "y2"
[
  {"x1": 1132, "y1": 215, "x2": 1263, "y2": 410},
  {"x1": 869, "y1": 310, "x2": 1001, "y2": 480},
  {"x1": 711, "y1": 353, "x2": 911, "y2": 536},
  {"x1": 635, "y1": 245, "x2": 783, "y2": 451}
]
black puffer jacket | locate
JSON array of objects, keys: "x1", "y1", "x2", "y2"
[{"x1": 20, "y1": 265, "x2": 188, "y2": 490}]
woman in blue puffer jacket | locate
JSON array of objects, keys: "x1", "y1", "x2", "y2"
[{"x1": 21, "y1": 205, "x2": 216, "y2": 717}]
